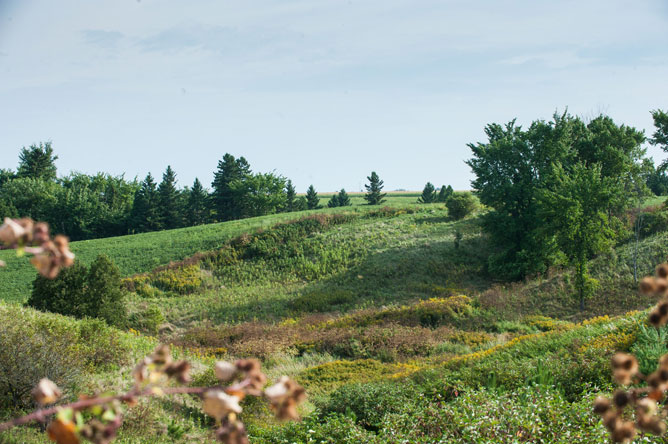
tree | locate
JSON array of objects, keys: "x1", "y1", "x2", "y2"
[
  {"x1": 87, "y1": 255, "x2": 127, "y2": 328},
  {"x1": 211, "y1": 154, "x2": 251, "y2": 221},
  {"x1": 157, "y1": 166, "x2": 183, "y2": 229},
  {"x1": 17, "y1": 142, "x2": 58, "y2": 181},
  {"x1": 230, "y1": 172, "x2": 287, "y2": 218},
  {"x1": 437, "y1": 185, "x2": 453, "y2": 203},
  {"x1": 306, "y1": 185, "x2": 320, "y2": 210},
  {"x1": 364, "y1": 172, "x2": 386, "y2": 205},
  {"x1": 327, "y1": 193, "x2": 340, "y2": 208},
  {"x1": 337, "y1": 189, "x2": 351, "y2": 206},
  {"x1": 294, "y1": 196, "x2": 308, "y2": 211},
  {"x1": 418, "y1": 182, "x2": 437, "y2": 203},
  {"x1": 539, "y1": 163, "x2": 618, "y2": 311},
  {"x1": 0, "y1": 169, "x2": 14, "y2": 188},
  {"x1": 186, "y1": 178, "x2": 210, "y2": 226},
  {"x1": 284, "y1": 180, "x2": 297, "y2": 212},
  {"x1": 446, "y1": 192, "x2": 476, "y2": 220},
  {"x1": 651, "y1": 109, "x2": 668, "y2": 169},
  {"x1": 130, "y1": 173, "x2": 161, "y2": 232}
]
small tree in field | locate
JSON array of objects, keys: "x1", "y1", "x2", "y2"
[
  {"x1": 284, "y1": 179, "x2": 297, "y2": 212},
  {"x1": 337, "y1": 189, "x2": 351, "y2": 206},
  {"x1": 418, "y1": 182, "x2": 437, "y2": 203},
  {"x1": 327, "y1": 193, "x2": 340, "y2": 208},
  {"x1": 446, "y1": 192, "x2": 476, "y2": 220},
  {"x1": 306, "y1": 185, "x2": 320, "y2": 209},
  {"x1": 364, "y1": 172, "x2": 386, "y2": 205},
  {"x1": 437, "y1": 185, "x2": 453, "y2": 203}
]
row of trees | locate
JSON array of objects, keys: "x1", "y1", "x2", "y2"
[
  {"x1": 468, "y1": 109, "x2": 668, "y2": 309},
  {"x1": 0, "y1": 146, "x2": 393, "y2": 240}
]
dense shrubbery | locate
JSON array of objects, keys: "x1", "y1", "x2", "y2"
[
  {"x1": 27, "y1": 254, "x2": 127, "y2": 327},
  {"x1": 446, "y1": 192, "x2": 477, "y2": 221}
]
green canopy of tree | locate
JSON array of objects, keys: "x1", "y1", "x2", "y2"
[
  {"x1": 17, "y1": 142, "x2": 58, "y2": 181},
  {"x1": 418, "y1": 182, "x2": 437, "y2": 203},
  {"x1": 364, "y1": 172, "x2": 386, "y2": 205},
  {"x1": 306, "y1": 185, "x2": 320, "y2": 209}
]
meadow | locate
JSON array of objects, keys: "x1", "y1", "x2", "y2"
[{"x1": 2, "y1": 193, "x2": 668, "y2": 443}]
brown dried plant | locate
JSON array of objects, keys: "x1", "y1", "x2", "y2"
[
  {"x1": 594, "y1": 263, "x2": 668, "y2": 443},
  {"x1": 0, "y1": 219, "x2": 306, "y2": 443}
]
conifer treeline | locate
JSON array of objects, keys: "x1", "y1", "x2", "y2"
[{"x1": 0, "y1": 147, "x2": 393, "y2": 240}]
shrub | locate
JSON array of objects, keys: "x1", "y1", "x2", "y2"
[
  {"x1": 152, "y1": 265, "x2": 203, "y2": 294},
  {"x1": 446, "y1": 192, "x2": 477, "y2": 220},
  {"x1": 129, "y1": 306, "x2": 166, "y2": 335},
  {"x1": 27, "y1": 254, "x2": 127, "y2": 327}
]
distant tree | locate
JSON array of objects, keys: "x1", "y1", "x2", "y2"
[
  {"x1": 306, "y1": 185, "x2": 320, "y2": 209},
  {"x1": 0, "y1": 178, "x2": 59, "y2": 224},
  {"x1": 0, "y1": 169, "x2": 14, "y2": 188},
  {"x1": 651, "y1": 109, "x2": 668, "y2": 169},
  {"x1": 437, "y1": 185, "x2": 454, "y2": 203},
  {"x1": 327, "y1": 193, "x2": 340, "y2": 208},
  {"x1": 211, "y1": 154, "x2": 251, "y2": 221},
  {"x1": 643, "y1": 159, "x2": 668, "y2": 195},
  {"x1": 231, "y1": 172, "x2": 287, "y2": 218},
  {"x1": 284, "y1": 179, "x2": 297, "y2": 212},
  {"x1": 337, "y1": 189, "x2": 352, "y2": 206},
  {"x1": 364, "y1": 172, "x2": 386, "y2": 205},
  {"x1": 17, "y1": 142, "x2": 58, "y2": 181},
  {"x1": 27, "y1": 255, "x2": 127, "y2": 327},
  {"x1": 186, "y1": 178, "x2": 210, "y2": 226},
  {"x1": 157, "y1": 165, "x2": 183, "y2": 229},
  {"x1": 294, "y1": 196, "x2": 308, "y2": 211},
  {"x1": 446, "y1": 192, "x2": 476, "y2": 220},
  {"x1": 418, "y1": 182, "x2": 437, "y2": 203},
  {"x1": 539, "y1": 163, "x2": 618, "y2": 311},
  {"x1": 130, "y1": 173, "x2": 161, "y2": 232}
]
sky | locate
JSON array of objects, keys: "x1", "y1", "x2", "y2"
[{"x1": 1, "y1": 0, "x2": 667, "y2": 192}]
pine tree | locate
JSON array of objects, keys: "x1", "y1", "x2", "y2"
[
  {"x1": 306, "y1": 185, "x2": 320, "y2": 209},
  {"x1": 285, "y1": 179, "x2": 297, "y2": 212},
  {"x1": 418, "y1": 182, "x2": 437, "y2": 203},
  {"x1": 157, "y1": 165, "x2": 183, "y2": 229},
  {"x1": 294, "y1": 196, "x2": 308, "y2": 211},
  {"x1": 327, "y1": 193, "x2": 340, "y2": 208},
  {"x1": 186, "y1": 178, "x2": 210, "y2": 225},
  {"x1": 437, "y1": 185, "x2": 454, "y2": 203},
  {"x1": 130, "y1": 173, "x2": 161, "y2": 232},
  {"x1": 338, "y1": 188, "x2": 352, "y2": 206},
  {"x1": 211, "y1": 154, "x2": 251, "y2": 221},
  {"x1": 364, "y1": 172, "x2": 386, "y2": 205},
  {"x1": 17, "y1": 142, "x2": 58, "y2": 181}
]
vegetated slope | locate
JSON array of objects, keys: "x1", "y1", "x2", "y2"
[{"x1": 0, "y1": 202, "x2": 417, "y2": 303}]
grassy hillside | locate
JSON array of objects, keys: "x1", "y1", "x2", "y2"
[{"x1": 2, "y1": 195, "x2": 668, "y2": 443}]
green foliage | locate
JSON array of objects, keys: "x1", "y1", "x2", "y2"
[
  {"x1": 417, "y1": 182, "x2": 436, "y2": 203},
  {"x1": 17, "y1": 141, "x2": 58, "y2": 181},
  {"x1": 186, "y1": 178, "x2": 211, "y2": 226},
  {"x1": 437, "y1": 184, "x2": 453, "y2": 202},
  {"x1": 327, "y1": 189, "x2": 352, "y2": 208},
  {"x1": 630, "y1": 323, "x2": 668, "y2": 375},
  {"x1": 27, "y1": 255, "x2": 127, "y2": 327},
  {"x1": 230, "y1": 172, "x2": 287, "y2": 218},
  {"x1": 446, "y1": 192, "x2": 476, "y2": 220},
  {"x1": 131, "y1": 173, "x2": 162, "y2": 233},
  {"x1": 284, "y1": 179, "x2": 297, "y2": 212},
  {"x1": 305, "y1": 184, "x2": 320, "y2": 209},
  {"x1": 157, "y1": 165, "x2": 184, "y2": 229},
  {"x1": 650, "y1": 109, "x2": 668, "y2": 167},
  {"x1": 211, "y1": 153, "x2": 252, "y2": 221},
  {"x1": 364, "y1": 171, "x2": 386, "y2": 205}
]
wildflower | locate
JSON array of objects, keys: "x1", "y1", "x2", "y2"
[{"x1": 32, "y1": 378, "x2": 61, "y2": 405}]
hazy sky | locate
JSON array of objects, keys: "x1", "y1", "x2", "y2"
[{"x1": 1, "y1": 0, "x2": 667, "y2": 192}]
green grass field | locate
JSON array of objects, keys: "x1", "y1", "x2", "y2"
[{"x1": 2, "y1": 193, "x2": 668, "y2": 443}]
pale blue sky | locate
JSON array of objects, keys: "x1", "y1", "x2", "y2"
[{"x1": 1, "y1": 0, "x2": 667, "y2": 192}]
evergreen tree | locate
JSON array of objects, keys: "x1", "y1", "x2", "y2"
[
  {"x1": 418, "y1": 182, "x2": 437, "y2": 203},
  {"x1": 364, "y1": 171, "x2": 386, "y2": 205},
  {"x1": 306, "y1": 185, "x2": 320, "y2": 209},
  {"x1": 0, "y1": 169, "x2": 14, "y2": 188},
  {"x1": 327, "y1": 193, "x2": 340, "y2": 208},
  {"x1": 337, "y1": 188, "x2": 352, "y2": 206},
  {"x1": 17, "y1": 142, "x2": 58, "y2": 181},
  {"x1": 87, "y1": 255, "x2": 127, "y2": 328},
  {"x1": 130, "y1": 173, "x2": 161, "y2": 232},
  {"x1": 437, "y1": 185, "x2": 454, "y2": 202},
  {"x1": 284, "y1": 180, "x2": 297, "y2": 212},
  {"x1": 186, "y1": 178, "x2": 210, "y2": 225},
  {"x1": 211, "y1": 154, "x2": 251, "y2": 221},
  {"x1": 294, "y1": 196, "x2": 308, "y2": 211},
  {"x1": 157, "y1": 165, "x2": 183, "y2": 229}
]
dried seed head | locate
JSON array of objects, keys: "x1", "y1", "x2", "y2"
[
  {"x1": 611, "y1": 421, "x2": 636, "y2": 443},
  {"x1": 235, "y1": 359, "x2": 261, "y2": 374},
  {"x1": 32, "y1": 378, "x2": 61, "y2": 405},
  {"x1": 649, "y1": 310, "x2": 665, "y2": 328},
  {"x1": 165, "y1": 360, "x2": 191, "y2": 384},
  {"x1": 656, "y1": 278, "x2": 668, "y2": 294},
  {"x1": 132, "y1": 358, "x2": 150, "y2": 384},
  {"x1": 611, "y1": 353, "x2": 638, "y2": 372},
  {"x1": 215, "y1": 361, "x2": 238, "y2": 382},
  {"x1": 603, "y1": 411, "x2": 621, "y2": 431},
  {"x1": 658, "y1": 300, "x2": 668, "y2": 317},
  {"x1": 640, "y1": 277, "x2": 658, "y2": 294},
  {"x1": 657, "y1": 263, "x2": 668, "y2": 279},
  {"x1": 593, "y1": 396, "x2": 611, "y2": 415},
  {"x1": 264, "y1": 376, "x2": 306, "y2": 421},
  {"x1": 47, "y1": 418, "x2": 79, "y2": 444},
  {"x1": 202, "y1": 390, "x2": 242, "y2": 420},
  {"x1": 215, "y1": 418, "x2": 248, "y2": 444},
  {"x1": 0, "y1": 218, "x2": 26, "y2": 245},
  {"x1": 613, "y1": 390, "x2": 631, "y2": 408},
  {"x1": 636, "y1": 413, "x2": 666, "y2": 435},
  {"x1": 150, "y1": 345, "x2": 172, "y2": 366}
]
